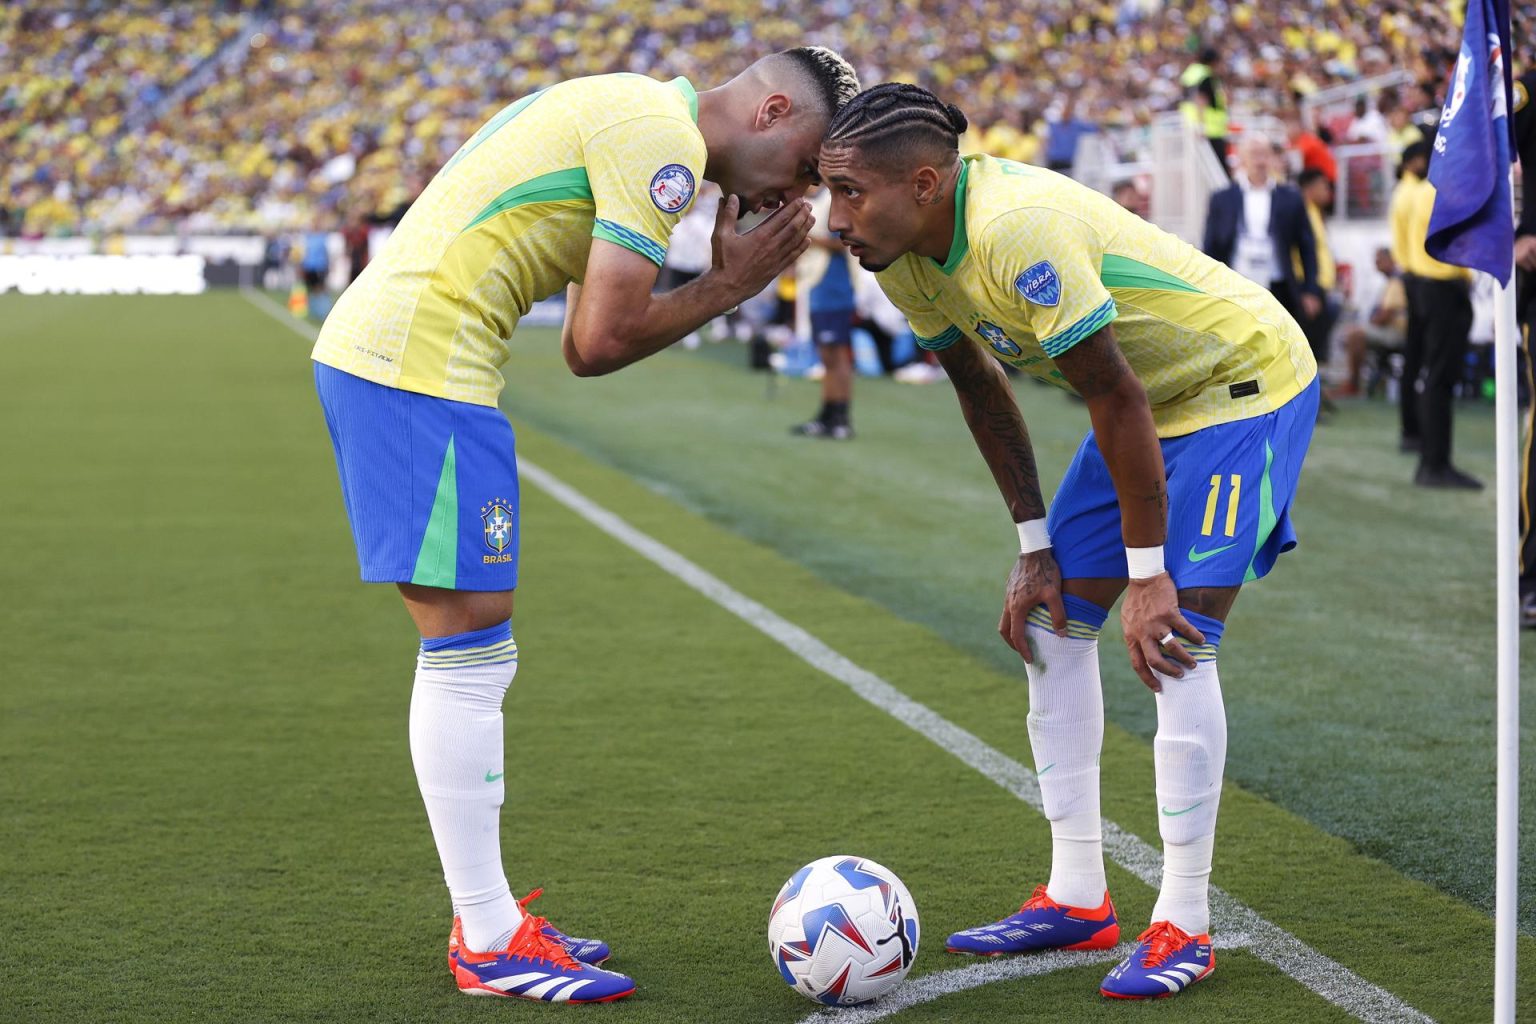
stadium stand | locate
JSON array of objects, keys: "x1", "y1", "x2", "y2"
[{"x1": 3, "y1": 0, "x2": 1522, "y2": 238}]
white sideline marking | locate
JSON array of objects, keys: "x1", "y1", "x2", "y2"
[
  {"x1": 518, "y1": 460, "x2": 1434, "y2": 1024},
  {"x1": 796, "y1": 945, "x2": 1127, "y2": 1023},
  {"x1": 794, "y1": 936, "x2": 1255, "y2": 1024},
  {"x1": 242, "y1": 287, "x2": 318, "y2": 339},
  {"x1": 243, "y1": 296, "x2": 1433, "y2": 1022}
]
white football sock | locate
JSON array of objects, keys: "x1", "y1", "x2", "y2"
[
  {"x1": 410, "y1": 621, "x2": 522, "y2": 953},
  {"x1": 1152, "y1": 835, "x2": 1216, "y2": 936},
  {"x1": 1023, "y1": 598, "x2": 1108, "y2": 908},
  {"x1": 1149, "y1": 649, "x2": 1226, "y2": 935}
]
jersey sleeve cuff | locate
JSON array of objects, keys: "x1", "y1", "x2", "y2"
[
  {"x1": 914, "y1": 324, "x2": 963, "y2": 351},
  {"x1": 1040, "y1": 298, "x2": 1117, "y2": 357},
  {"x1": 593, "y1": 219, "x2": 668, "y2": 267}
]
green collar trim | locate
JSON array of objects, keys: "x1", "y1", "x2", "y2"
[
  {"x1": 932, "y1": 158, "x2": 971, "y2": 276},
  {"x1": 671, "y1": 77, "x2": 698, "y2": 123}
]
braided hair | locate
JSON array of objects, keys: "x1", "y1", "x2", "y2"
[{"x1": 822, "y1": 83, "x2": 968, "y2": 173}]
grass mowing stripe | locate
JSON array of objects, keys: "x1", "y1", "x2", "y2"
[{"x1": 517, "y1": 457, "x2": 1435, "y2": 1024}]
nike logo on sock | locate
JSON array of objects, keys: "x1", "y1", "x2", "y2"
[
  {"x1": 485, "y1": 770, "x2": 504, "y2": 783},
  {"x1": 1160, "y1": 801, "x2": 1204, "y2": 817}
]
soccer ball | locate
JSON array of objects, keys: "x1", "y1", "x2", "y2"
[{"x1": 767, "y1": 855, "x2": 920, "y2": 1006}]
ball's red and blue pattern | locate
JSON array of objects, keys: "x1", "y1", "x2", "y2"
[{"x1": 767, "y1": 855, "x2": 920, "y2": 1006}]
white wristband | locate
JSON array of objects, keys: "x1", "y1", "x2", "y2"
[
  {"x1": 1125, "y1": 545, "x2": 1166, "y2": 579},
  {"x1": 1016, "y1": 519, "x2": 1051, "y2": 554}
]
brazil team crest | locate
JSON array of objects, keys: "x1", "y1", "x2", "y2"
[
  {"x1": 480, "y1": 499, "x2": 515, "y2": 554},
  {"x1": 975, "y1": 319, "x2": 1022, "y2": 357},
  {"x1": 1014, "y1": 260, "x2": 1061, "y2": 307},
  {"x1": 650, "y1": 164, "x2": 696, "y2": 212}
]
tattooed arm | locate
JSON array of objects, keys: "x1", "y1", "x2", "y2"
[
  {"x1": 1050, "y1": 325, "x2": 1202, "y2": 690},
  {"x1": 935, "y1": 336, "x2": 1067, "y2": 663},
  {"x1": 936, "y1": 335, "x2": 1047, "y2": 522}
]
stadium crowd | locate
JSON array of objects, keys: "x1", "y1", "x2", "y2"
[{"x1": 2, "y1": 0, "x2": 1517, "y2": 238}]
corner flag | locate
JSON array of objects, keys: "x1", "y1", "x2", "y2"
[{"x1": 1425, "y1": 0, "x2": 1515, "y2": 285}]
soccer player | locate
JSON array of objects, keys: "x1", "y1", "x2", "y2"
[
  {"x1": 817, "y1": 84, "x2": 1318, "y2": 1000},
  {"x1": 311, "y1": 48, "x2": 860, "y2": 1003},
  {"x1": 791, "y1": 185, "x2": 861, "y2": 439}
]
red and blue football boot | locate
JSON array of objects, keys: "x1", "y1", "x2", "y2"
[
  {"x1": 1100, "y1": 920, "x2": 1214, "y2": 999},
  {"x1": 448, "y1": 888, "x2": 611, "y2": 971},
  {"x1": 945, "y1": 885, "x2": 1119, "y2": 955},
  {"x1": 448, "y1": 907, "x2": 634, "y2": 1002}
]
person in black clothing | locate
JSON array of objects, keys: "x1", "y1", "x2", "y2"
[
  {"x1": 1181, "y1": 47, "x2": 1231, "y2": 178},
  {"x1": 1393, "y1": 142, "x2": 1432, "y2": 453},
  {"x1": 1512, "y1": 69, "x2": 1536, "y2": 624},
  {"x1": 1202, "y1": 133, "x2": 1322, "y2": 324},
  {"x1": 1295, "y1": 168, "x2": 1339, "y2": 369}
]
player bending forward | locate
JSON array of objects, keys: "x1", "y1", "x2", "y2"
[
  {"x1": 818, "y1": 84, "x2": 1317, "y2": 1000},
  {"x1": 311, "y1": 49, "x2": 859, "y2": 1003}
]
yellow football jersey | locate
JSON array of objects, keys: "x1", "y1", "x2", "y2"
[
  {"x1": 312, "y1": 74, "x2": 707, "y2": 406},
  {"x1": 877, "y1": 155, "x2": 1317, "y2": 437}
]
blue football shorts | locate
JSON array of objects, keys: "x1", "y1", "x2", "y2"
[
  {"x1": 1047, "y1": 378, "x2": 1319, "y2": 587},
  {"x1": 314, "y1": 362, "x2": 519, "y2": 591},
  {"x1": 810, "y1": 309, "x2": 855, "y2": 346}
]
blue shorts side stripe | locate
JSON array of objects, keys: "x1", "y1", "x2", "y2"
[
  {"x1": 412, "y1": 437, "x2": 459, "y2": 588},
  {"x1": 1242, "y1": 441, "x2": 1277, "y2": 583}
]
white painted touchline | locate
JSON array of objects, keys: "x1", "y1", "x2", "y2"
[
  {"x1": 243, "y1": 293, "x2": 1434, "y2": 1023},
  {"x1": 243, "y1": 287, "x2": 315, "y2": 337},
  {"x1": 793, "y1": 934, "x2": 1246, "y2": 1024},
  {"x1": 795, "y1": 935, "x2": 1270, "y2": 1023},
  {"x1": 796, "y1": 945, "x2": 1130, "y2": 1023}
]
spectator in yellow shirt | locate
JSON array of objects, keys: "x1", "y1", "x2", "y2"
[
  {"x1": 1387, "y1": 141, "x2": 1430, "y2": 452},
  {"x1": 1295, "y1": 168, "x2": 1338, "y2": 373},
  {"x1": 1403, "y1": 151, "x2": 1478, "y2": 489}
]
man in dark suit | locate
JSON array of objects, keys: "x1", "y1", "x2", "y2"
[{"x1": 1203, "y1": 133, "x2": 1322, "y2": 324}]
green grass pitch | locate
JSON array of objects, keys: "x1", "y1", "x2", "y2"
[{"x1": 2, "y1": 292, "x2": 1534, "y2": 1022}]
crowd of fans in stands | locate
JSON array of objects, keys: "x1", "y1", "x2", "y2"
[{"x1": 4, "y1": 0, "x2": 1520, "y2": 238}]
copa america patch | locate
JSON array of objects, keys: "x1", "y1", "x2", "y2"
[
  {"x1": 1014, "y1": 260, "x2": 1061, "y2": 307},
  {"x1": 649, "y1": 164, "x2": 696, "y2": 213}
]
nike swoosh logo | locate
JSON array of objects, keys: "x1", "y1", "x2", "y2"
[
  {"x1": 484, "y1": 770, "x2": 504, "y2": 783},
  {"x1": 1161, "y1": 801, "x2": 1205, "y2": 817},
  {"x1": 922, "y1": 289, "x2": 943, "y2": 303},
  {"x1": 1036, "y1": 763, "x2": 1056, "y2": 776},
  {"x1": 1186, "y1": 543, "x2": 1237, "y2": 563}
]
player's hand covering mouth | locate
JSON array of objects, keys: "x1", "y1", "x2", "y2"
[{"x1": 744, "y1": 194, "x2": 785, "y2": 215}]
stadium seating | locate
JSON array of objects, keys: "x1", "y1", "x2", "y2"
[{"x1": 0, "y1": 0, "x2": 1504, "y2": 236}]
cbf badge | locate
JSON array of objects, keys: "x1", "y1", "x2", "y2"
[
  {"x1": 975, "y1": 319, "x2": 1022, "y2": 357},
  {"x1": 1014, "y1": 261, "x2": 1061, "y2": 307},
  {"x1": 481, "y1": 499, "x2": 515, "y2": 555},
  {"x1": 650, "y1": 164, "x2": 696, "y2": 212}
]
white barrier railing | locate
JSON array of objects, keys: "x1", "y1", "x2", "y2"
[{"x1": 1, "y1": 235, "x2": 267, "y2": 263}]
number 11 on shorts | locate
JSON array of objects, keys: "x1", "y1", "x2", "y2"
[{"x1": 1200, "y1": 474, "x2": 1241, "y2": 538}]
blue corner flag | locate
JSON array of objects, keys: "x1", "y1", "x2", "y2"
[{"x1": 1426, "y1": 0, "x2": 1515, "y2": 285}]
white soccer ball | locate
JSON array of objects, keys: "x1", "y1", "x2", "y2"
[{"x1": 767, "y1": 855, "x2": 920, "y2": 1006}]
